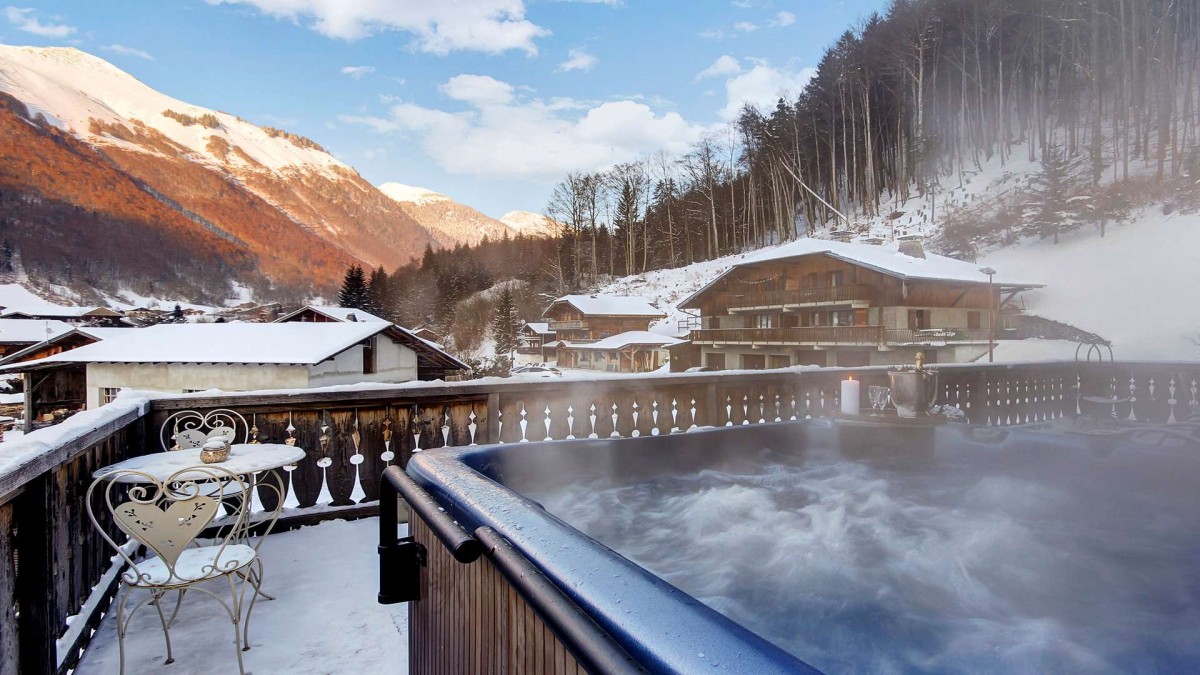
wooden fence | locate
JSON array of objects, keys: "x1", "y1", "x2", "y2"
[{"x1": 3, "y1": 360, "x2": 1200, "y2": 673}]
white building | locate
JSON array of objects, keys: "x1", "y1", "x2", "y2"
[{"x1": 0, "y1": 322, "x2": 467, "y2": 409}]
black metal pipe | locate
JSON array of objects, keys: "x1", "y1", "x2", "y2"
[
  {"x1": 381, "y1": 465, "x2": 482, "y2": 563},
  {"x1": 474, "y1": 526, "x2": 647, "y2": 675}
]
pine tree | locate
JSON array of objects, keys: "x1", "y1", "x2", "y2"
[
  {"x1": 338, "y1": 265, "x2": 368, "y2": 309},
  {"x1": 1023, "y1": 144, "x2": 1084, "y2": 244},
  {"x1": 366, "y1": 266, "x2": 389, "y2": 317},
  {"x1": 171, "y1": 303, "x2": 184, "y2": 322},
  {"x1": 491, "y1": 285, "x2": 519, "y2": 361},
  {"x1": 0, "y1": 240, "x2": 12, "y2": 273}
]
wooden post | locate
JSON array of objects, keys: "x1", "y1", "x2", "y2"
[
  {"x1": 22, "y1": 371, "x2": 32, "y2": 434},
  {"x1": 14, "y1": 474, "x2": 57, "y2": 675},
  {"x1": 486, "y1": 392, "x2": 501, "y2": 445},
  {"x1": 704, "y1": 381, "x2": 719, "y2": 428}
]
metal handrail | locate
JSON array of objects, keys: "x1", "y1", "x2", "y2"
[{"x1": 379, "y1": 467, "x2": 646, "y2": 673}]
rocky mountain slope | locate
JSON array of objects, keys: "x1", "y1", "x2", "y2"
[
  {"x1": 379, "y1": 182, "x2": 515, "y2": 247},
  {"x1": 0, "y1": 46, "x2": 438, "y2": 300}
]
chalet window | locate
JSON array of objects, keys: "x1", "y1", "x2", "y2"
[
  {"x1": 803, "y1": 273, "x2": 818, "y2": 288},
  {"x1": 827, "y1": 271, "x2": 844, "y2": 287},
  {"x1": 967, "y1": 311, "x2": 982, "y2": 330},
  {"x1": 363, "y1": 337, "x2": 376, "y2": 374},
  {"x1": 100, "y1": 387, "x2": 120, "y2": 405},
  {"x1": 908, "y1": 309, "x2": 930, "y2": 330},
  {"x1": 741, "y1": 354, "x2": 766, "y2": 370},
  {"x1": 706, "y1": 353, "x2": 726, "y2": 369},
  {"x1": 754, "y1": 314, "x2": 772, "y2": 329},
  {"x1": 832, "y1": 310, "x2": 855, "y2": 326}
]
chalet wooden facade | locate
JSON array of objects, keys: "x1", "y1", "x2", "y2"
[
  {"x1": 678, "y1": 239, "x2": 1041, "y2": 369},
  {"x1": 514, "y1": 322, "x2": 556, "y2": 365},
  {"x1": 555, "y1": 332, "x2": 682, "y2": 373},
  {"x1": 541, "y1": 295, "x2": 665, "y2": 342}
]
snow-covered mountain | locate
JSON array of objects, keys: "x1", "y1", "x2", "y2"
[
  {"x1": 379, "y1": 182, "x2": 519, "y2": 247},
  {"x1": 0, "y1": 45, "x2": 437, "y2": 297},
  {"x1": 500, "y1": 211, "x2": 564, "y2": 238}
]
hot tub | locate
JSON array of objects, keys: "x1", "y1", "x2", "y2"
[{"x1": 392, "y1": 420, "x2": 1200, "y2": 674}]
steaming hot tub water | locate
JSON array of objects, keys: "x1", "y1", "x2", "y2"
[{"x1": 522, "y1": 430, "x2": 1200, "y2": 674}]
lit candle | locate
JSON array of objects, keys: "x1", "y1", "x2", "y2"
[{"x1": 840, "y1": 377, "x2": 861, "y2": 416}]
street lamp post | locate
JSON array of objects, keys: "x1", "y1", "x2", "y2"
[{"x1": 979, "y1": 266, "x2": 997, "y2": 363}]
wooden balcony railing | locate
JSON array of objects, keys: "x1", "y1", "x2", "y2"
[
  {"x1": 547, "y1": 320, "x2": 588, "y2": 331},
  {"x1": 7, "y1": 361, "x2": 1200, "y2": 673},
  {"x1": 886, "y1": 328, "x2": 992, "y2": 344},
  {"x1": 726, "y1": 284, "x2": 872, "y2": 310},
  {"x1": 691, "y1": 325, "x2": 886, "y2": 346}
]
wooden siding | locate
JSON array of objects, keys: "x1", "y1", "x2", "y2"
[{"x1": 410, "y1": 515, "x2": 584, "y2": 675}]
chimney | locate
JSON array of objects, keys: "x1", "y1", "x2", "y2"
[{"x1": 897, "y1": 236, "x2": 926, "y2": 259}]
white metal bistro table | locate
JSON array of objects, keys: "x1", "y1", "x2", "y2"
[{"x1": 94, "y1": 443, "x2": 305, "y2": 598}]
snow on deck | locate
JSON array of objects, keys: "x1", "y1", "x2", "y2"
[{"x1": 75, "y1": 518, "x2": 408, "y2": 675}]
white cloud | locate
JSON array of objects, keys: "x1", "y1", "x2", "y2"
[
  {"x1": 341, "y1": 75, "x2": 707, "y2": 180},
  {"x1": 341, "y1": 65, "x2": 375, "y2": 79},
  {"x1": 771, "y1": 11, "x2": 795, "y2": 27},
  {"x1": 205, "y1": 0, "x2": 548, "y2": 55},
  {"x1": 102, "y1": 44, "x2": 154, "y2": 61},
  {"x1": 720, "y1": 61, "x2": 815, "y2": 119},
  {"x1": 733, "y1": 21, "x2": 758, "y2": 33},
  {"x1": 694, "y1": 55, "x2": 742, "y2": 82},
  {"x1": 439, "y1": 74, "x2": 515, "y2": 106},
  {"x1": 556, "y1": 48, "x2": 596, "y2": 73},
  {"x1": 4, "y1": 6, "x2": 75, "y2": 37}
]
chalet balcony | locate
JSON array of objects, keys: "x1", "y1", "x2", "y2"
[
  {"x1": 886, "y1": 328, "x2": 992, "y2": 344},
  {"x1": 547, "y1": 320, "x2": 588, "y2": 331},
  {"x1": 691, "y1": 325, "x2": 886, "y2": 346},
  {"x1": 4, "y1": 361, "x2": 1196, "y2": 675},
  {"x1": 725, "y1": 284, "x2": 872, "y2": 312}
]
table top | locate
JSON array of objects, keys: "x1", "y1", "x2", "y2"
[{"x1": 94, "y1": 443, "x2": 306, "y2": 483}]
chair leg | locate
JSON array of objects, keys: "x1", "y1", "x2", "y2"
[
  {"x1": 115, "y1": 584, "x2": 132, "y2": 675},
  {"x1": 151, "y1": 590, "x2": 175, "y2": 664},
  {"x1": 226, "y1": 574, "x2": 247, "y2": 675}
]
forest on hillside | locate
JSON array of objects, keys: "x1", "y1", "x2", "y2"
[{"x1": 379, "y1": 0, "x2": 1200, "y2": 356}]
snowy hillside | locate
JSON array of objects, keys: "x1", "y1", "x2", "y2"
[
  {"x1": 378, "y1": 182, "x2": 452, "y2": 206},
  {"x1": 501, "y1": 211, "x2": 564, "y2": 238}
]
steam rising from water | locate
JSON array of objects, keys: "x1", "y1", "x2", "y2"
[{"x1": 531, "y1": 442, "x2": 1200, "y2": 673}]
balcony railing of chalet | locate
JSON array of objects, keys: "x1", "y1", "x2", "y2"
[
  {"x1": 726, "y1": 284, "x2": 872, "y2": 310},
  {"x1": 5, "y1": 361, "x2": 1200, "y2": 673},
  {"x1": 692, "y1": 325, "x2": 886, "y2": 345},
  {"x1": 547, "y1": 320, "x2": 588, "y2": 330}
]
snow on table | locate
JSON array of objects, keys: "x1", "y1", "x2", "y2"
[{"x1": 73, "y1": 517, "x2": 409, "y2": 675}]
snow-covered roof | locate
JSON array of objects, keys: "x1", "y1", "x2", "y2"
[
  {"x1": 545, "y1": 295, "x2": 665, "y2": 318},
  {"x1": 680, "y1": 238, "x2": 1043, "y2": 309},
  {"x1": 559, "y1": 331, "x2": 684, "y2": 351},
  {"x1": 738, "y1": 239, "x2": 1041, "y2": 285},
  {"x1": 0, "y1": 305, "x2": 121, "y2": 319},
  {"x1": 0, "y1": 319, "x2": 74, "y2": 344},
  {"x1": 274, "y1": 305, "x2": 389, "y2": 324},
  {"x1": 522, "y1": 322, "x2": 551, "y2": 334},
  {"x1": 0, "y1": 322, "x2": 389, "y2": 368},
  {"x1": 76, "y1": 326, "x2": 136, "y2": 340}
]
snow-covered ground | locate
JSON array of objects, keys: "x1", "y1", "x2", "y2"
[{"x1": 75, "y1": 517, "x2": 408, "y2": 675}]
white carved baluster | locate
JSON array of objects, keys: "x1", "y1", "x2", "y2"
[
  {"x1": 588, "y1": 404, "x2": 599, "y2": 439},
  {"x1": 381, "y1": 417, "x2": 395, "y2": 464},
  {"x1": 496, "y1": 407, "x2": 503, "y2": 441},
  {"x1": 725, "y1": 396, "x2": 733, "y2": 427},
  {"x1": 651, "y1": 400, "x2": 660, "y2": 436},
  {"x1": 566, "y1": 405, "x2": 576, "y2": 440},
  {"x1": 790, "y1": 394, "x2": 798, "y2": 421},
  {"x1": 670, "y1": 398, "x2": 679, "y2": 433},
  {"x1": 805, "y1": 391, "x2": 813, "y2": 419},
  {"x1": 1167, "y1": 377, "x2": 1178, "y2": 424},
  {"x1": 441, "y1": 409, "x2": 451, "y2": 447},
  {"x1": 610, "y1": 403, "x2": 621, "y2": 438},
  {"x1": 349, "y1": 415, "x2": 366, "y2": 503},
  {"x1": 316, "y1": 419, "x2": 333, "y2": 505},
  {"x1": 519, "y1": 403, "x2": 529, "y2": 443},
  {"x1": 543, "y1": 406, "x2": 553, "y2": 441},
  {"x1": 467, "y1": 409, "x2": 478, "y2": 446},
  {"x1": 631, "y1": 401, "x2": 640, "y2": 438},
  {"x1": 758, "y1": 394, "x2": 766, "y2": 424},
  {"x1": 1127, "y1": 377, "x2": 1138, "y2": 421},
  {"x1": 689, "y1": 398, "x2": 698, "y2": 430},
  {"x1": 741, "y1": 395, "x2": 750, "y2": 426},
  {"x1": 774, "y1": 394, "x2": 782, "y2": 422}
]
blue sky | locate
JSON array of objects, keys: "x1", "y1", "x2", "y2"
[{"x1": 4, "y1": 0, "x2": 887, "y2": 218}]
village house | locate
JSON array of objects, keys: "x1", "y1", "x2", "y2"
[
  {"x1": 0, "y1": 304, "x2": 130, "y2": 326},
  {"x1": 275, "y1": 305, "x2": 389, "y2": 324},
  {"x1": 542, "y1": 295, "x2": 665, "y2": 342},
  {"x1": 514, "y1": 322, "x2": 556, "y2": 365},
  {"x1": 0, "y1": 326, "x2": 133, "y2": 425},
  {"x1": 0, "y1": 322, "x2": 468, "y2": 417},
  {"x1": 0, "y1": 318, "x2": 75, "y2": 357},
  {"x1": 674, "y1": 238, "x2": 1041, "y2": 370}
]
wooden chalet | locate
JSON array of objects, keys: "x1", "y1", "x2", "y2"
[
  {"x1": 0, "y1": 305, "x2": 129, "y2": 327},
  {"x1": 515, "y1": 322, "x2": 556, "y2": 364},
  {"x1": 677, "y1": 238, "x2": 1042, "y2": 370},
  {"x1": 541, "y1": 295, "x2": 665, "y2": 343},
  {"x1": 555, "y1": 331, "x2": 682, "y2": 373}
]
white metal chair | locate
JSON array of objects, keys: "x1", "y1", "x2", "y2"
[{"x1": 88, "y1": 465, "x2": 262, "y2": 674}]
